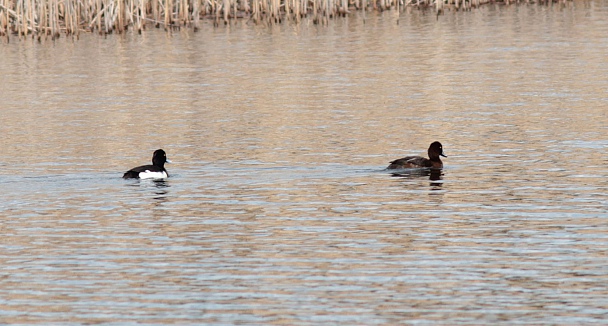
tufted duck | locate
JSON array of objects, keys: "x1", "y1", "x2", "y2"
[
  {"x1": 387, "y1": 141, "x2": 446, "y2": 169},
  {"x1": 123, "y1": 149, "x2": 170, "y2": 179}
]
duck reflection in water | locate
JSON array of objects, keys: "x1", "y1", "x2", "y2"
[
  {"x1": 153, "y1": 180, "x2": 170, "y2": 198},
  {"x1": 125, "y1": 178, "x2": 170, "y2": 188},
  {"x1": 152, "y1": 179, "x2": 170, "y2": 188},
  {"x1": 390, "y1": 168, "x2": 444, "y2": 187},
  {"x1": 125, "y1": 177, "x2": 170, "y2": 199}
]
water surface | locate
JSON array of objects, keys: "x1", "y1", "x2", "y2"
[{"x1": 1, "y1": 2, "x2": 608, "y2": 324}]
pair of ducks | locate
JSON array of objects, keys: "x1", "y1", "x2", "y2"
[{"x1": 123, "y1": 142, "x2": 447, "y2": 179}]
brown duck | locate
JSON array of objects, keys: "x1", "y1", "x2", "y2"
[{"x1": 387, "y1": 141, "x2": 447, "y2": 169}]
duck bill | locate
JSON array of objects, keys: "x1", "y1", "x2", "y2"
[{"x1": 440, "y1": 152, "x2": 447, "y2": 157}]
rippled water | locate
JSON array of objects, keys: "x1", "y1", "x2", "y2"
[{"x1": 1, "y1": 1, "x2": 608, "y2": 324}]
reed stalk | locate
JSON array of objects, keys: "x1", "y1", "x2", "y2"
[{"x1": 222, "y1": 0, "x2": 228, "y2": 23}]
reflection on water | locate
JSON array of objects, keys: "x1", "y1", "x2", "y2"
[
  {"x1": 390, "y1": 168, "x2": 444, "y2": 188},
  {"x1": 1, "y1": 2, "x2": 608, "y2": 324}
]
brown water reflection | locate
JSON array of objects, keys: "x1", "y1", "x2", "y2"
[
  {"x1": 390, "y1": 168, "x2": 444, "y2": 189},
  {"x1": 1, "y1": 2, "x2": 608, "y2": 324}
]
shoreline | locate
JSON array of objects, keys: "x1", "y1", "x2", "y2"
[{"x1": 0, "y1": 0, "x2": 571, "y2": 41}]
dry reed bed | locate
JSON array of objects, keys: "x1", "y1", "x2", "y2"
[{"x1": 0, "y1": 0, "x2": 569, "y2": 39}]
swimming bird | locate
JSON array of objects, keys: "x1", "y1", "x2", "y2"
[
  {"x1": 387, "y1": 141, "x2": 447, "y2": 169},
  {"x1": 123, "y1": 149, "x2": 170, "y2": 179}
]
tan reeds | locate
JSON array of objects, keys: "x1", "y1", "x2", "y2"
[{"x1": 0, "y1": 0, "x2": 572, "y2": 39}]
